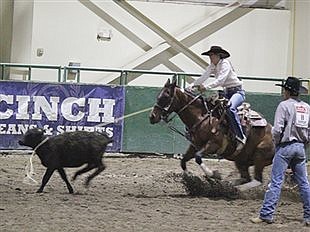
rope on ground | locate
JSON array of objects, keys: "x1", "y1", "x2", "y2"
[{"x1": 23, "y1": 151, "x2": 38, "y2": 185}]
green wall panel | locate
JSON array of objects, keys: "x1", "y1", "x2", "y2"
[
  {"x1": 246, "y1": 93, "x2": 309, "y2": 123},
  {"x1": 122, "y1": 86, "x2": 189, "y2": 154}
]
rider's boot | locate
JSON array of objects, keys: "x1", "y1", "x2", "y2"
[{"x1": 226, "y1": 109, "x2": 247, "y2": 154}]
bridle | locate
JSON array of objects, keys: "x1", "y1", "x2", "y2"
[
  {"x1": 154, "y1": 87, "x2": 203, "y2": 123},
  {"x1": 154, "y1": 87, "x2": 176, "y2": 121}
]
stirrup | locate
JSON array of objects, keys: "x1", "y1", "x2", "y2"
[
  {"x1": 235, "y1": 136, "x2": 246, "y2": 153},
  {"x1": 236, "y1": 136, "x2": 247, "y2": 144},
  {"x1": 236, "y1": 143, "x2": 244, "y2": 152}
]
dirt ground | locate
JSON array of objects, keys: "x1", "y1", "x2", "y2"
[{"x1": 1, "y1": 152, "x2": 310, "y2": 232}]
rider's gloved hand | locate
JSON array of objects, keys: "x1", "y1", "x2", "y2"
[
  {"x1": 196, "y1": 84, "x2": 207, "y2": 92},
  {"x1": 186, "y1": 84, "x2": 211, "y2": 93},
  {"x1": 185, "y1": 84, "x2": 195, "y2": 92}
]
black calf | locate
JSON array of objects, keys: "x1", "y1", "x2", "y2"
[{"x1": 19, "y1": 128, "x2": 112, "y2": 194}]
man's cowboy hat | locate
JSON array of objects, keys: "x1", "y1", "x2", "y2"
[
  {"x1": 275, "y1": 76, "x2": 301, "y2": 94},
  {"x1": 201, "y1": 46, "x2": 230, "y2": 58}
]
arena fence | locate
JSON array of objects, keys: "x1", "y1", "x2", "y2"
[
  {"x1": 0, "y1": 63, "x2": 309, "y2": 156},
  {"x1": 1, "y1": 62, "x2": 310, "y2": 90}
]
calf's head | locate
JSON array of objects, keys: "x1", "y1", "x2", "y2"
[{"x1": 19, "y1": 128, "x2": 45, "y2": 149}]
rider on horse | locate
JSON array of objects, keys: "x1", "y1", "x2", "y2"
[{"x1": 187, "y1": 46, "x2": 246, "y2": 152}]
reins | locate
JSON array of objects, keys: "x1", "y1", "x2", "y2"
[{"x1": 164, "y1": 93, "x2": 202, "y2": 123}]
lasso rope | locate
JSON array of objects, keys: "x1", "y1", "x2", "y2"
[
  {"x1": 23, "y1": 151, "x2": 38, "y2": 185},
  {"x1": 23, "y1": 137, "x2": 49, "y2": 185},
  {"x1": 95, "y1": 106, "x2": 153, "y2": 127}
]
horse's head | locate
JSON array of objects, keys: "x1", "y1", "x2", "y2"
[{"x1": 149, "y1": 78, "x2": 177, "y2": 124}]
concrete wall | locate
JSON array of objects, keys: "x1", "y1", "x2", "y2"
[
  {"x1": 288, "y1": 0, "x2": 310, "y2": 79},
  {"x1": 0, "y1": 0, "x2": 14, "y2": 63},
  {"x1": 10, "y1": 0, "x2": 33, "y2": 64},
  {"x1": 7, "y1": 0, "x2": 310, "y2": 90}
]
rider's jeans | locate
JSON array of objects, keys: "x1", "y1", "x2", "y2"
[
  {"x1": 227, "y1": 90, "x2": 245, "y2": 139},
  {"x1": 259, "y1": 143, "x2": 310, "y2": 222}
]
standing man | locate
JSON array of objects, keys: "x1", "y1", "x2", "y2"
[{"x1": 250, "y1": 76, "x2": 310, "y2": 226}]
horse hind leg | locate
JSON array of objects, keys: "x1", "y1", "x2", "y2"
[
  {"x1": 232, "y1": 160, "x2": 251, "y2": 186},
  {"x1": 236, "y1": 156, "x2": 264, "y2": 191},
  {"x1": 253, "y1": 147, "x2": 273, "y2": 183}
]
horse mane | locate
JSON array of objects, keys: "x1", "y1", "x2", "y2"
[{"x1": 174, "y1": 86, "x2": 207, "y2": 112}]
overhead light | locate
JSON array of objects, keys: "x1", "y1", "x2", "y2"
[{"x1": 97, "y1": 29, "x2": 112, "y2": 42}]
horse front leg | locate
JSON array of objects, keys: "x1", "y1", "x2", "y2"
[
  {"x1": 195, "y1": 145, "x2": 221, "y2": 180},
  {"x1": 180, "y1": 145, "x2": 196, "y2": 174}
]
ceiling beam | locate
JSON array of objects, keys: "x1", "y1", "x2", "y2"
[
  {"x1": 80, "y1": 0, "x2": 281, "y2": 84},
  {"x1": 113, "y1": 0, "x2": 208, "y2": 69},
  {"x1": 116, "y1": 7, "x2": 254, "y2": 83},
  {"x1": 78, "y1": 0, "x2": 152, "y2": 51}
]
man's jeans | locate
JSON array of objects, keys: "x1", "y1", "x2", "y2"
[{"x1": 259, "y1": 143, "x2": 310, "y2": 221}]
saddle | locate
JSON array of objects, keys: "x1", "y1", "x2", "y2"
[
  {"x1": 206, "y1": 92, "x2": 268, "y2": 128},
  {"x1": 237, "y1": 102, "x2": 267, "y2": 127},
  {"x1": 203, "y1": 92, "x2": 269, "y2": 158}
]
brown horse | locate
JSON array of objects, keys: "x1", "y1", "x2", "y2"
[{"x1": 149, "y1": 79, "x2": 275, "y2": 189}]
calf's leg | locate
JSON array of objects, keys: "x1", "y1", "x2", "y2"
[
  {"x1": 37, "y1": 168, "x2": 55, "y2": 193},
  {"x1": 58, "y1": 168, "x2": 74, "y2": 194},
  {"x1": 72, "y1": 164, "x2": 96, "y2": 181},
  {"x1": 85, "y1": 162, "x2": 106, "y2": 187}
]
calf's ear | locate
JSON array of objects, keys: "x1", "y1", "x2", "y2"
[{"x1": 37, "y1": 128, "x2": 45, "y2": 135}]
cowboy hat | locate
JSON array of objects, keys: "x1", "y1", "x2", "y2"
[
  {"x1": 275, "y1": 76, "x2": 301, "y2": 94},
  {"x1": 201, "y1": 46, "x2": 230, "y2": 58}
]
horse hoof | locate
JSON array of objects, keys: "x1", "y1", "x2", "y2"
[
  {"x1": 84, "y1": 182, "x2": 90, "y2": 188},
  {"x1": 231, "y1": 178, "x2": 248, "y2": 186},
  {"x1": 236, "y1": 179, "x2": 262, "y2": 191},
  {"x1": 211, "y1": 170, "x2": 222, "y2": 180},
  {"x1": 182, "y1": 170, "x2": 191, "y2": 176}
]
